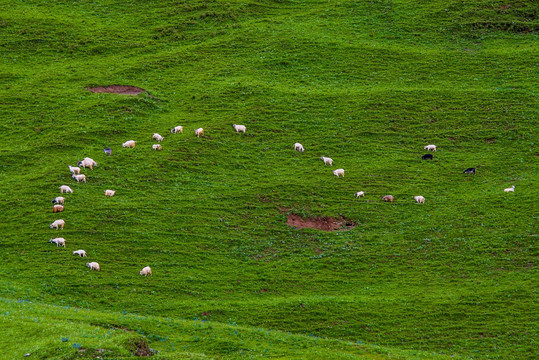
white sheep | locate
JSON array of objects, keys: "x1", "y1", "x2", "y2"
[
  {"x1": 233, "y1": 124, "x2": 246, "y2": 134},
  {"x1": 195, "y1": 128, "x2": 204, "y2": 137},
  {"x1": 78, "y1": 157, "x2": 97, "y2": 170},
  {"x1": 333, "y1": 168, "x2": 345, "y2": 177},
  {"x1": 152, "y1": 144, "x2": 162, "y2": 151},
  {"x1": 52, "y1": 196, "x2": 65, "y2": 205},
  {"x1": 294, "y1": 143, "x2": 305, "y2": 152},
  {"x1": 72, "y1": 174, "x2": 87, "y2": 183},
  {"x1": 86, "y1": 262, "x2": 100, "y2": 271},
  {"x1": 59, "y1": 185, "x2": 73, "y2": 194},
  {"x1": 424, "y1": 144, "x2": 437, "y2": 152},
  {"x1": 321, "y1": 156, "x2": 333, "y2": 166},
  {"x1": 414, "y1": 195, "x2": 425, "y2": 204},
  {"x1": 122, "y1": 140, "x2": 136, "y2": 148},
  {"x1": 171, "y1": 126, "x2": 183, "y2": 134},
  {"x1": 104, "y1": 189, "x2": 116, "y2": 197},
  {"x1": 53, "y1": 204, "x2": 64, "y2": 213},
  {"x1": 504, "y1": 185, "x2": 515, "y2": 193},
  {"x1": 355, "y1": 191, "x2": 365, "y2": 198},
  {"x1": 49, "y1": 237, "x2": 66, "y2": 247},
  {"x1": 68, "y1": 166, "x2": 81, "y2": 174},
  {"x1": 153, "y1": 133, "x2": 164, "y2": 142},
  {"x1": 49, "y1": 219, "x2": 65, "y2": 230},
  {"x1": 73, "y1": 249, "x2": 87, "y2": 257},
  {"x1": 140, "y1": 266, "x2": 152, "y2": 276}
]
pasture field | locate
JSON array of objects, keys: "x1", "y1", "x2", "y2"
[{"x1": 0, "y1": 0, "x2": 537, "y2": 358}]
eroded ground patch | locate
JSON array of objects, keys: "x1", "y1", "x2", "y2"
[
  {"x1": 287, "y1": 214, "x2": 356, "y2": 231},
  {"x1": 86, "y1": 85, "x2": 146, "y2": 95}
]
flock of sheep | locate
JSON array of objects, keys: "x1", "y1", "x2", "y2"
[
  {"x1": 296, "y1": 142, "x2": 433, "y2": 203},
  {"x1": 47, "y1": 124, "x2": 250, "y2": 275},
  {"x1": 50, "y1": 170, "x2": 152, "y2": 275},
  {"x1": 294, "y1": 142, "x2": 516, "y2": 202},
  {"x1": 48, "y1": 124, "x2": 249, "y2": 276},
  {"x1": 48, "y1": 123, "x2": 516, "y2": 276}
]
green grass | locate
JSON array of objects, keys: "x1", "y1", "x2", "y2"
[
  {"x1": 0, "y1": 0, "x2": 537, "y2": 359},
  {"x1": 1, "y1": 297, "x2": 469, "y2": 359}
]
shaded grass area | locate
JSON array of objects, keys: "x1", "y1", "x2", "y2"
[
  {"x1": 0, "y1": 0, "x2": 537, "y2": 359},
  {"x1": 0, "y1": 298, "x2": 468, "y2": 359}
]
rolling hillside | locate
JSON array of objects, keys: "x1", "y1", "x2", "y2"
[{"x1": 0, "y1": 0, "x2": 537, "y2": 359}]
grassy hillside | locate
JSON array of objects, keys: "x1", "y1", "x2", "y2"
[
  {"x1": 0, "y1": 0, "x2": 537, "y2": 359},
  {"x1": 1, "y1": 297, "x2": 469, "y2": 359}
]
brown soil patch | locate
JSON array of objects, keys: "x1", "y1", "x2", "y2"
[
  {"x1": 86, "y1": 85, "x2": 146, "y2": 95},
  {"x1": 287, "y1": 214, "x2": 356, "y2": 231},
  {"x1": 133, "y1": 339, "x2": 153, "y2": 357}
]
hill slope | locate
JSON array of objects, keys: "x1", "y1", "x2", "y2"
[
  {"x1": 0, "y1": 0, "x2": 537, "y2": 359},
  {"x1": 2, "y1": 297, "x2": 470, "y2": 359}
]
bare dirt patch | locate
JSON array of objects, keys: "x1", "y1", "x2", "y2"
[
  {"x1": 132, "y1": 339, "x2": 153, "y2": 357},
  {"x1": 287, "y1": 214, "x2": 356, "y2": 231},
  {"x1": 86, "y1": 85, "x2": 146, "y2": 95}
]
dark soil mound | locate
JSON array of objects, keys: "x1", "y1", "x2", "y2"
[
  {"x1": 86, "y1": 85, "x2": 146, "y2": 95},
  {"x1": 132, "y1": 339, "x2": 153, "y2": 357},
  {"x1": 287, "y1": 214, "x2": 356, "y2": 231}
]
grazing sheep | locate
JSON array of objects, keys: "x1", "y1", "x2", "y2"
[
  {"x1": 103, "y1": 147, "x2": 112, "y2": 156},
  {"x1": 421, "y1": 154, "x2": 433, "y2": 160},
  {"x1": 424, "y1": 144, "x2": 437, "y2": 152},
  {"x1": 294, "y1": 143, "x2": 305, "y2": 152},
  {"x1": 195, "y1": 128, "x2": 204, "y2": 137},
  {"x1": 152, "y1": 144, "x2": 162, "y2": 151},
  {"x1": 86, "y1": 262, "x2": 100, "y2": 271},
  {"x1": 49, "y1": 237, "x2": 66, "y2": 247},
  {"x1": 72, "y1": 174, "x2": 87, "y2": 183},
  {"x1": 463, "y1": 167, "x2": 476, "y2": 175},
  {"x1": 104, "y1": 189, "x2": 116, "y2": 197},
  {"x1": 49, "y1": 219, "x2": 65, "y2": 230},
  {"x1": 122, "y1": 140, "x2": 136, "y2": 148},
  {"x1": 382, "y1": 195, "x2": 394, "y2": 202},
  {"x1": 233, "y1": 124, "x2": 246, "y2": 134},
  {"x1": 355, "y1": 191, "x2": 365, "y2": 198},
  {"x1": 153, "y1": 133, "x2": 164, "y2": 142},
  {"x1": 59, "y1": 185, "x2": 73, "y2": 194},
  {"x1": 53, "y1": 205, "x2": 64, "y2": 213},
  {"x1": 68, "y1": 166, "x2": 81, "y2": 174},
  {"x1": 333, "y1": 168, "x2": 345, "y2": 177},
  {"x1": 52, "y1": 196, "x2": 65, "y2": 205},
  {"x1": 321, "y1": 156, "x2": 333, "y2": 166},
  {"x1": 171, "y1": 126, "x2": 183, "y2": 134},
  {"x1": 78, "y1": 157, "x2": 97, "y2": 170},
  {"x1": 73, "y1": 250, "x2": 87, "y2": 257},
  {"x1": 414, "y1": 195, "x2": 425, "y2": 204},
  {"x1": 504, "y1": 185, "x2": 515, "y2": 193},
  {"x1": 140, "y1": 266, "x2": 152, "y2": 276}
]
